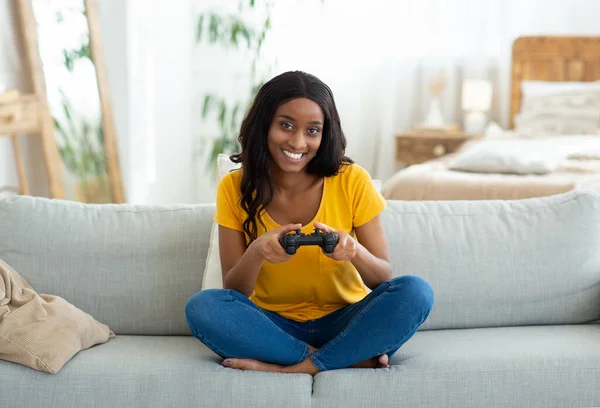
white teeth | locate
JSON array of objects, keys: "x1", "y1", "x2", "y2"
[{"x1": 283, "y1": 149, "x2": 303, "y2": 160}]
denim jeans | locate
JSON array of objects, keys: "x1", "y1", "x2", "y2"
[{"x1": 185, "y1": 275, "x2": 434, "y2": 371}]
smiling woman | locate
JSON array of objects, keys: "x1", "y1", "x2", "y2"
[{"x1": 184, "y1": 70, "x2": 434, "y2": 375}]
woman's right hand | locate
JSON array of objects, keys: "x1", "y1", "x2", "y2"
[{"x1": 250, "y1": 223, "x2": 302, "y2": 264}]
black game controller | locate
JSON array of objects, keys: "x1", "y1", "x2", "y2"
[{"x1": 279, "y1": 228, "x2": 339, "y2": 255}]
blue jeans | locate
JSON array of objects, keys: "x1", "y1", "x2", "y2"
[{"x1": 185, "y1": 275, "x2": 434, "y2": 371}]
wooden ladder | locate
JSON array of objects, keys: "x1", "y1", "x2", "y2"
[{"x1": 0, "y1": 0, "x2": 65, "y2": 198}]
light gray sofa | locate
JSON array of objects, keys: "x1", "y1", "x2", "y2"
[{"x1": 1, "y1": 189, "x2": 600, "y2": 408}]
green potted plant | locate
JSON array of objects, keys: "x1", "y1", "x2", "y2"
[{"x1": 195, "y1": 0, "x2": 276, "y2": 172}]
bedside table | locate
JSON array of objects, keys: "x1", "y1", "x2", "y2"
[{"x1": 395, "y1": 130, "x2": 480, "y2": 166}]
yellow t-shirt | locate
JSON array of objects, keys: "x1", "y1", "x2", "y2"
[{"x1": 214, "y1": 163, "x2": 387, "y2": 322}]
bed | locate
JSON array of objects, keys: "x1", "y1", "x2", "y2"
[{"x1": 381, "y1": 36, "x2": 600, "y2": 201}]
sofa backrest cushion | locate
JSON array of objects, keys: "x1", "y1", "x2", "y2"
[
  {"x1": 382, "y1": 189, "x2": 600, "y2": 330},
  {"x1": 0, "y1": 196, "x2": 214, "y2": 335}
]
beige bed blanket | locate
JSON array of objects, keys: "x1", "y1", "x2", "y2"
[
  {"x1": 0, "y1": 259, "x2": 114, "y2": 373},
  {"x1": 382, "y1": 139, "x2": 600, "y2": 201}
]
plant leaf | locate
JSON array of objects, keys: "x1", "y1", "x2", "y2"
[
  {"x1": 209, "y1": 14, "x2": 220, "y2": 44},
  {"x1": 230, "y1": 22, "x2": 240, "y2": 48},
  {"x1": 62, "y1": 99, "x2": 72, "y2": 122},
  {"x1": 202, "y1": 94, "x2": 214, "y2": 118},
  {"x1": 63, "y1": 50, "x2": 74, "y2": 72},
  {"x1": 217, "y1": 101, "x2": 227, "y2": 128},
  {"x1": 196, "y1": 14, "x2": 205, "y2": 42},
  {"x1": 241, "y1": 24, "x2": 252, "y2": 49},
  {"x1": 230, "y1": 103, "x2": 240, "y2": 132}
]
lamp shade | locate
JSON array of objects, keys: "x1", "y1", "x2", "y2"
[{"x1": 461, "y1": 79, "x2": 492, "y2": 111}]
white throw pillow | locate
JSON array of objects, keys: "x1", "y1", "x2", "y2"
[
  {"x1": 201, "y1": 222, "x2": 223, "y2": 290},
  {"x1": 448, "y1": 139, "x2": 566, "y2": 175},
  {"x1": 201, "y1": 154, "x2": 382, "y2": 290},
  {"x1": 201, "y1": 154, "x2": 236, "y2": 290}
]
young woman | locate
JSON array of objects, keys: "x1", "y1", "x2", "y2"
[{"x1": 185, "y1": 71, "x2": 434, "y2": 375}]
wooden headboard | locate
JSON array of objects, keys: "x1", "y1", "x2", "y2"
[{"x1": 510, "y1": 36, "x2": 600, "y2": 128}]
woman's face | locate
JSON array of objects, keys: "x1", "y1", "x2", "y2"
[{"x1": 267, "y1": 97, "x2": 324, "y2": 174}]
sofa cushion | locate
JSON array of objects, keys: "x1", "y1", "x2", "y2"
[
  {"x1": 382, "y1": 189, "x2": 600, "y2": 330},
  {"x1": 0, "y1": 196, "x2": 215, "y2": 335},
  {"x1": 0, "y1": 336, "x2": 312, "y2": 408},
  {"x1": 0, "y1": 259, "x2": 114, "y2": 374},
  {"x1": 312, "y1": 324, "x2": 600, "y2": 408}
]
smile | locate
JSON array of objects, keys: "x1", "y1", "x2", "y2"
[{"x1": 282, "y1": 149, "x2": 304, "y2": 160}]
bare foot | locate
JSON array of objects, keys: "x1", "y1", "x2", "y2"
[
  {"x1": 309, "y1": 345, "x2": 389, "y2": 369},
  {"x1": 222, "y1": 356, "x2": 319, "y2": 375},
  {"x1": 222, "y1": 358, "x2": 285, "y2": 372},
  {"x1": 350, "y1": 354, "x2": 390, "y2": 369}
]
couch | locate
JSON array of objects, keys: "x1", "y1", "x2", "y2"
[{"x1": 1, "y1": 189, "x2": 600, "y2": 408}]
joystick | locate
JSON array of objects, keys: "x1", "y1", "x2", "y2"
[{"x1": 279, "y1": 228, "x2": 339, "y2": 255}]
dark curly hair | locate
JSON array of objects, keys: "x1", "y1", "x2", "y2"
[{"x1": 230, "y1": 71, "x2": 353, "y2": 242}]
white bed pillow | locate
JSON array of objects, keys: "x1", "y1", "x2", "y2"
[
  {"x1": 515, "y1": 80, "x2": 600, "y2": 137},
  {"x1": 202, "y1": 155, "x2": 382, "y2": 290},
  {"x1": 448, "y1": 139, "x2": 566, "y2": 175},
  {"x1": 521, "y1": 80, "x2": 600, "y2": 101}
]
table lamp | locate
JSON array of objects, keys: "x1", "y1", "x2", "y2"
[{"x1": 461, "y1": 79, "x2": 492, "y2": 135}]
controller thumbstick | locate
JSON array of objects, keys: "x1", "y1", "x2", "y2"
[
  {"x1": 315, "y1": 228, "x2": 321, "y2": 234},
  {"x1": 296, "y1": 229, "x2": 302, "y2": 235}
]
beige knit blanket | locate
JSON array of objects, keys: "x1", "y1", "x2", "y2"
[{"x1": 0, "y1": 259, "x2": 114, "y2": 373}]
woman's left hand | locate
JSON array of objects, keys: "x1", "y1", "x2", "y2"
[{"x1": 313, "y1": 222, "x2": 357, "y2": 262}]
